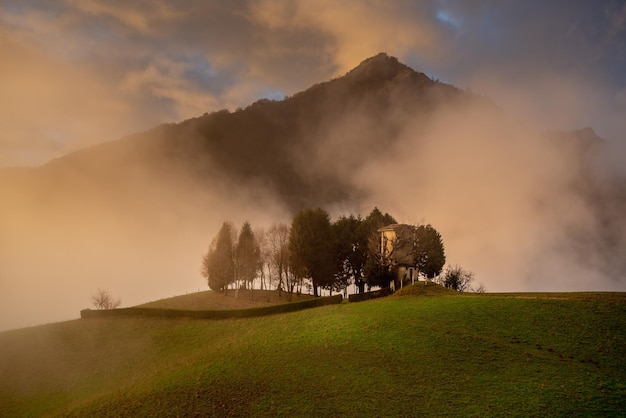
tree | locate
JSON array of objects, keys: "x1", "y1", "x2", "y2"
[
  {"x1": 201, "y1": 221, "x2": 235, "y2": 292},
  {"x1": 364, "y1": 254, "x2": 397, "y2": 288},
  {"x1": 289, "y1": 208, "x2": 335, "y2": 297},
  {"x1": 413, "y1": 224, "x2": 446, "y2": 279},
  {"x1": 256, "y1": 227, "x2": 271, "y2": 300},
  {"x1": 362, "y1": 207, "x2": 397, "y2": 234},
  {"x1": 266, "y1": 223, "x2": 291, "y2": 298},
  {"x1": 91, "y1": 288, "x2": 121, "y2": 310},
  {"x1": 363, "y1": 208, "x2": 397, "y2": 289},
  {"x1": 235, "y1": 221, "x2": 261, "y2": 295},
  {"x1": 333, "y1": 215, "x2": 368, "y2": 294},
  {"x1": 361, "y1": 212, "x2": 445, "y2": 288},
  {"x1": 441, "y1": 265, "x2": 474, "y2": 292},
  {"x1": 472, "y1": 282, "x2": 487, "y2": 293}
]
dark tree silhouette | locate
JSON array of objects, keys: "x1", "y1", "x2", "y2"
[
  {"x1": 413, "y1": 224, "x2": 446, "y2": 278},
  {"x1": 363, "y1": 208, "x2": 397, "y2": 289},
  {"x1": 362, "y1": 207, "x2": 397, "y2": 233},
  {"x1": 441, "y1": 265, "x2": 474, "y2": 292},
  {"x1": 289, "y1": 208, "x2": 334, "y2": 297},
  {"x1": 235, "y1": 221, "x2": 261, "y2": 294},
  {"x1": 333, "y1": 214, "x2": 368, "y2": 294}
]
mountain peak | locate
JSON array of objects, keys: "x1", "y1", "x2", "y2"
[
  {"x1": 340, "y1": 52, "x2": 435, "y2": 92},
  {"x1": 360, "y1": 52, "x2": 401, "y2": 67},
  {"x1": 345, "y1": 52, "x2": 410, "y2": 81}
]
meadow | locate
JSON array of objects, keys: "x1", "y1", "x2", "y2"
[{"x1": 1, "y1": 286, "x2": 625, "y2": 416}]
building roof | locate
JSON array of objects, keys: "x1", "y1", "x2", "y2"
[{"x1": 377, "y1": 223, "x2": 402, "y2": 232}]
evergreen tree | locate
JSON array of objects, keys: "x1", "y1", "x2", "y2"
[
  {"x1": 413, "y1": 224, "x2": 446, "y2": 278},
  {"x1": 363, "y1": 207, "x2": 397, "y2": 289},
  {"x1": 235, "y1": 221, "x2": 261, "y2": 290},
  {"x1": 333, "y1": 215, "x2": 368, "y2": 294},
  {"x1": 289, "y1": 208, "x2": 334, "y2": 296},
  {"x1": 201, "y1": 222, "x2": 235, "y2": 291}
]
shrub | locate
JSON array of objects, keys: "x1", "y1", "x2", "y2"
[
  {"x1": 441, "y1": 265, "x2": 474, "y2": 292},
  {"x1": 348, "y1": 288, "x2": 392, "y2": 303},
  {"x1": 91, "y1": 288, "x2": 121, "y2": 310}
]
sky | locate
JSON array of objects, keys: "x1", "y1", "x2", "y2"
[
  {"x1": 2, "y1": 1, "x2": 626, "y2": 331},
  {"x1": 1, "y1": 0, "x2": 625, "y2": 167}
]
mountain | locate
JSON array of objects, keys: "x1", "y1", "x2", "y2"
[
  {"x1": 2, "y1": 53, "x2": 475, "y2": 212},
  {"x1": 1, "y1": 53, "x2": 625, "y2": 331}
]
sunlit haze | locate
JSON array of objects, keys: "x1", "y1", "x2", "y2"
[{"x1": 1, "y1": 1, "x2": 625, "y2": 331}]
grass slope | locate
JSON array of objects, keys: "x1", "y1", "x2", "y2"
[
  {"x1": 1, "y1": 291, "x2": 625, "y2": 416},
  {"x1": 136, "y1": 289, "x2": 314, "y2": 310}
]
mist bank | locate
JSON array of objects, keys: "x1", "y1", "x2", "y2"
[{"x1": 1, "y1": 53, "x2": 625, "y2": 331}]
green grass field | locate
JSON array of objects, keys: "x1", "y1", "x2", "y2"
[{"x1": 1, "y1": 287, "x2": 625, "y2": 416}]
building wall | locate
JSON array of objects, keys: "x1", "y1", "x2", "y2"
[{"x1": 380, "y1": 229, "x2": 396, "y2": 257}]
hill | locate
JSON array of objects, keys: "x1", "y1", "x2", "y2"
[
  {"x1": 136, "y1": 289, "x2": 315, "y2": 310},
  {"x1": 393, "y1": 281, "x2": 458, "y2": 296},
  {"x1": 1, "y1": 293, "x2": 624, "y2": 416}
]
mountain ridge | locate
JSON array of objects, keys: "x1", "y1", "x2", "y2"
[
  {"x1": 10, "y1": 53, "x2": 473, "y2": 213},
  {"x1": 0, "y1": 52, "x2": 614, "y2": 219}
]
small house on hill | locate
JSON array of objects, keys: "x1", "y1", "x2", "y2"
[{"x1": 377, "y1": 223, "x2": 422, "y2": 290}]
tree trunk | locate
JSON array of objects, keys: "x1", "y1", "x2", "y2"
[
  {"x1": 357, "y1": 280, "x2": 365, "y2": 294},
  {"x1": 277, "y1": 267, "x2": 283, "y2": 297}
]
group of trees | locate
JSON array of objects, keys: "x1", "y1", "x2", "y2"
[
  {"x1": 200, "y1": 207, "x2": 469, "y2": 298},
  {"x1": 201, "y1": 221, "x2": 261, "y2": 294},
  {"x1": 364, "y1": 222, "x2": 447, "y2": 289}
]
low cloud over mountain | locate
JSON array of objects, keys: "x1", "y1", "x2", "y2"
[{"x1": 1, "y1": 53, "x2": 625, "y2": 331}]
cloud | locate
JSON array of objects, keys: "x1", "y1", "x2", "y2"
[
  {"x1": 248, "y1": 0, "x2": 445, "y2": 73},
  {"x1": 0, "y1": 23, "x2": 134, "y2": 165},
  {"x1": 120, "y1": 56, "x2": 222, "y2": 117},
  {"x1": 605, "y1": 1, "x2": 626, "y2": 42},
  {"x1": 66, "y1": 0, "x2": 184, "y2": 35},
  {"x1": 0, "y1": 141, "x2": 292, "y2": 331},
  {"x1": 2, "y1": 1, "x2": 625, "y2": 167},
  {"x1": 349, "y1": 97, "x2": 620, "y2": 293}
]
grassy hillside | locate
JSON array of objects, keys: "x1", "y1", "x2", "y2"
[
  {"x1": 136, "y1": 289, "x2": 315, "y2": 310},
  {"x1": 1, "y1": 291, "x2": 625, "y2": 416}
]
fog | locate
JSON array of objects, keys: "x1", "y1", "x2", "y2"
[
  {"x1": 1, "y1": 1, "x2": 625, "y2": 332},
  {"x1": 2, "y1": 66, "x2": 626, "y2": 332},
  {"x1": 0, "y1": 159, "x2": 290, "y2": 331},
  {"x1": 353, "y1": 101, "x2": 625, "y2": 293}
]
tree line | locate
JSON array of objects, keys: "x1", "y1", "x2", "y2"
[{"x1": 201, "y1": 207, "x2": 477, "y2": 299}]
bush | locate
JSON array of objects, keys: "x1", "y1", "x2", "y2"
[
  {"x1": 91, "y1": 289, "x2": 121, "y2": 310},
  {"x1": 348, "y1": 288, "x2": 392, "y2": 303},
  {"x1": 441, "y1": 265, "x2": 474, "y2": 292}
]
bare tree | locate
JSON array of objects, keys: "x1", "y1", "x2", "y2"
[
  {"x1": 441, "y1": 265, "x2": 475, "y2": 292},
  {"x1": 472, "y1": 282, "x2": 487, "y2": 293},
  {"x1": 256, "y1": 227, "x2": 273, "y2": 302},
  {"x1": 91, "y1": 288, "x2": 121, "y2": 310},
  {"x1": 267, "y1": 223, "x2": 290, "y2": 298}
]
